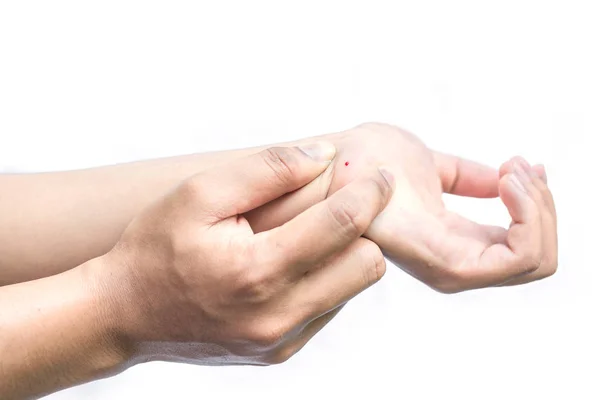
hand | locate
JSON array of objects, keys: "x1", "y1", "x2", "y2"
[
  {"x1": 93, "y1": 143, "x2": 394, "y2": 366},
  {"x1": 247, "y1": 123, "x2": 558, "y2": 293}
]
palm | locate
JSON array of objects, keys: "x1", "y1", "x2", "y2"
[{"x1": 380, "y1": 203, "x2": 508, "y2": 289}]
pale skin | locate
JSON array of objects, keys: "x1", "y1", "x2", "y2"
[
  {"x1": 0, "y1": 123, "x2": 558, "y2": 399},
  {"x1": 1, "y1": 143, "x2": 394, "y2": 399}
]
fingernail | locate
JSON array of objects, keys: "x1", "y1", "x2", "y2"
[
  {"x1": 509, "y1": 173, "x2": 526, "y2": 193},
  {"x1": 378, "y1": 166, "x2": 396, "y2": 188},
  {"x1": 513, "y1": 162, "x2": 531, "y2": 184},
  {"x1": 298, "y1": 142, "x2": 337, "y2": 162}
]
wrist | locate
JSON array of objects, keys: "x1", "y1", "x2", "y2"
[{"x1": 79, "y1": 256, "x2": 138, "y2": 373}]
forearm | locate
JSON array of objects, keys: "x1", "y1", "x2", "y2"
[
  {"x1": 0, "y1": 257, "x2": 129, "y2": 399},
  {"x1": 0, "y1": 132, "x2": 339, "y2": 285}
]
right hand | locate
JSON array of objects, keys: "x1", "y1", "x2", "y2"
[
  {"x1": 93, "y1": 143, "x2": 394, "y2": 366},
  {"x1": 247, "y1": 123, "x2": 557, "y2": 293}
]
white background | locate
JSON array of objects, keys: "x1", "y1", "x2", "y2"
[{"x1": 1, "y1": 1, "x2": 598, "y2": 399}]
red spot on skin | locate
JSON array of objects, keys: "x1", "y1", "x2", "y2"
[{"x1": 345, "y1": 161, "x2": 349, "y2": 166}]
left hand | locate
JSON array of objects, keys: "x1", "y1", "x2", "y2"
[
  {"x1": 246, "y1": 122, "x2": 558, "y2": 293},
  {"x1": 95, "y1": 144, "x2": 394, "y2": 366}
]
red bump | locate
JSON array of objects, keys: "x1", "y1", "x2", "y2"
[{"x1": 345, "y1": 161, "x2": 349, "y2": 166}]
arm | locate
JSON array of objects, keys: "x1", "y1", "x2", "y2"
[
  {"x1": 0, "y1": 259, "x2": 130, "y2": 400},
  {"x1": 0, "y1": 133, "x2": 337, "y2": 285},
  {"x1": 1, "y1": 145, "x2": 393, "y2": 399},
  {"x1": 0, "y1": 122, "x2": 558, "y2": 292}
]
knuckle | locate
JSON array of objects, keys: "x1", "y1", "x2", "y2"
[
  {"x1": 261, "y1": 147, "x2": 298, "y2": 188},
  {"x1": 327, "y1": 199, "x2": 364, "y2": 238},
  {"x1": 249, "y1": 321, "x2": 290, "y2": 349},
  {"x1": 520, "y1": 253, "x2": 542, "y2": 274},
  {"x1": 178, "y1": 177, "x2": 208, "y2": 204},
  {"x1": 235, "y1": 269, "x2": 274, "y2": 304},
  {"x1": 268, "y1": 346, "x2": 300, "y2": 365},
  {"x1": 358, "y1": 240, "x2": 387, "y2": 285},
  {"x1": 231, "y1": 247, "x2": 278, "y2": 304}
]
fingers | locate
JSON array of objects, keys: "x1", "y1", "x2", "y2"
[
  {"x1": 244, "y1": 165, "x2": 333, "y2": 234},
  {"x1": 249, "y1": 239, "x2": 382, "y2": 365},
  {"x1": 472, "y1": 157, "x2": 557, "y2": 287},
  {"x1": 532, "y1": 164, "x2": 548, "y2": 184},
  {"x1": 186, "y1": 143, "x2": 336, "y2": 221},
  {"x1": 289, "y1": 238, "x2": 385, "y2": 322},
  {"x1": 269, "y1": 306, "x2": 343, "y2": 364},
  {"x1": 433, "y1": 151, "x2": 499, "y2": 198},
  {"x1": 257, "y1": 167, "x2": 394, "y2": 275},
  {"x1": 499, "y1": 159, "x2": 558, "y2": 285},
  {"x1": 500, "y1": 160, "x2": 547, "y2": 184}
]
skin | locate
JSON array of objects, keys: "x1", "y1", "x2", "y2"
[
  {"x1": 0, "y1": 122, "x2": 558, "y2": 398},
  {"x1": 0, "y1": 144, "x2": 395, "y2": 399},
  {"x1": 249, "y1": 123, "x2": 557, "y2": 292},
  {"x1": 0, "y1": 122, "x2": 557, "y2": 292}
]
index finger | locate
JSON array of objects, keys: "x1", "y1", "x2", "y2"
[
  {"x1": 257, "y1": 167, "x2": 395, "y2": 275},
  {"x1": 186, "y1": 143, "x2": 336, "y2": 222},
  {"x1": 434, "y1": 151, "x2": 500, "y2": 198}
]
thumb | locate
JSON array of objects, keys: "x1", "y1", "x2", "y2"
[{"x1": 190, "y1": 142, "x2": 336, "y2": 221}]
